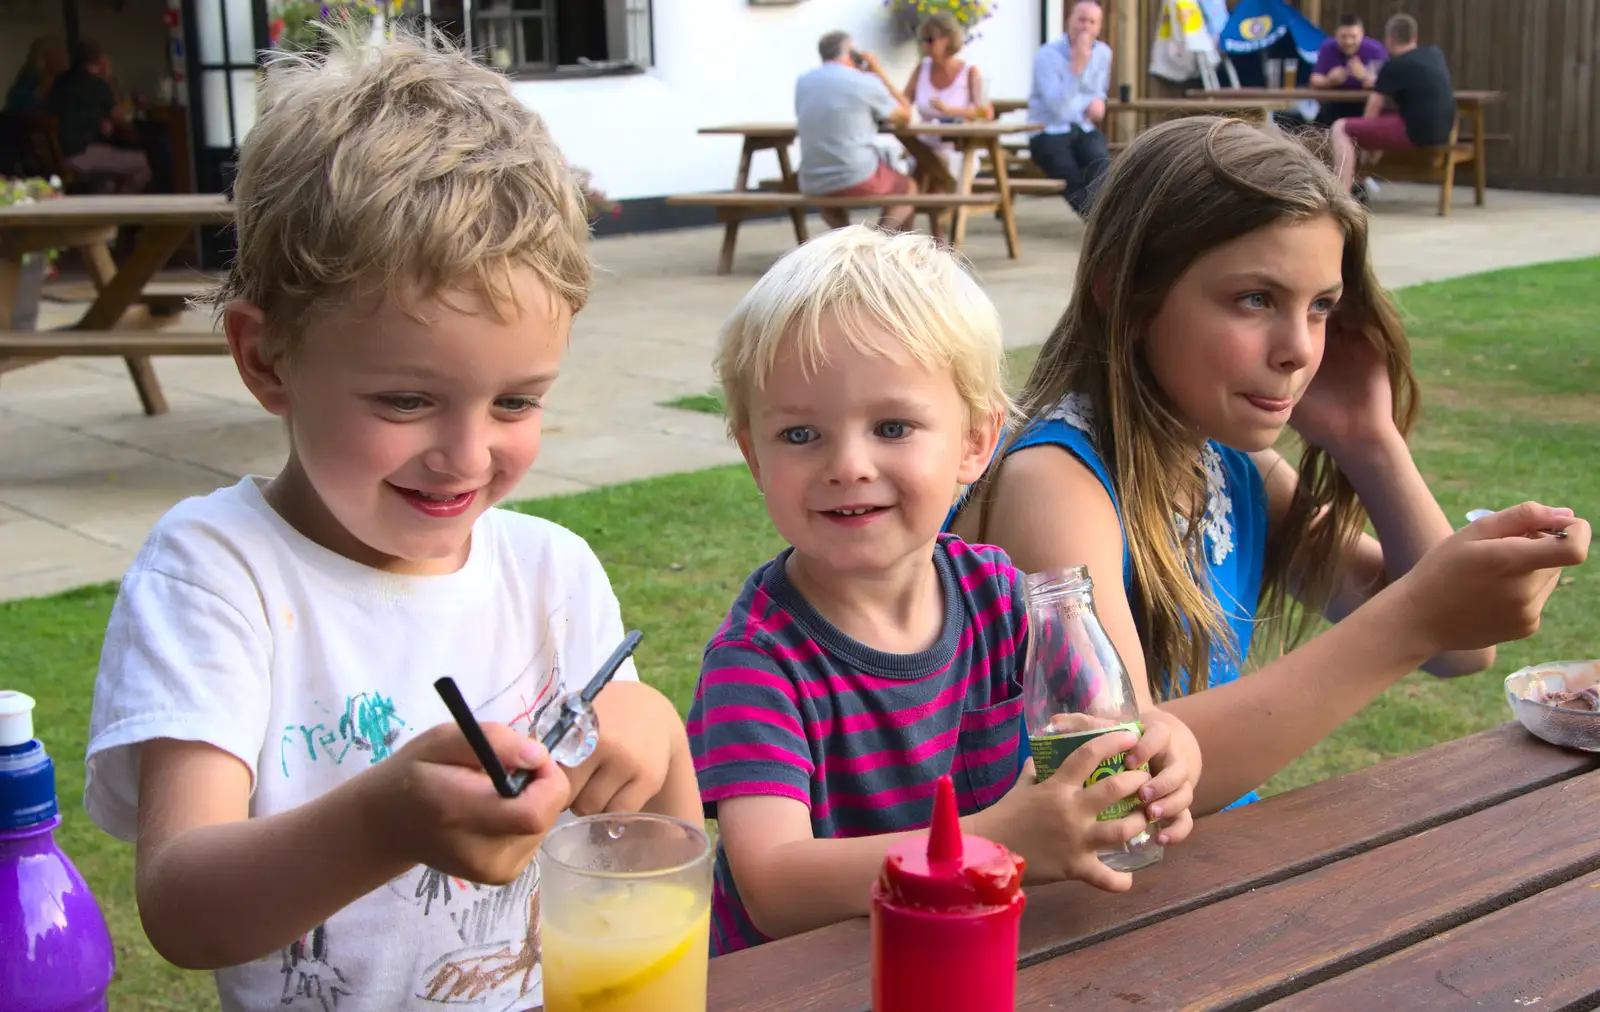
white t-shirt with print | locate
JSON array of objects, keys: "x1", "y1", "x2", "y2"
[{"x1": 85, "y1": 476, "x2": 637, "y2": 1011}]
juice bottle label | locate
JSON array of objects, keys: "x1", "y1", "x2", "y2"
[{"x1": 1028, "y1": 720, "x2": 1148, "y2": 820}]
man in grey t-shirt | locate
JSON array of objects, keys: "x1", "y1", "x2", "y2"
[{"x1": 795, "y1": 31, "x2": 917, "y2": 231}]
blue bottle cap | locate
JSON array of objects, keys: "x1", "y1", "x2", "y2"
[{"x1": 0, "y1": 691, "x2": 58, "y2": 830}]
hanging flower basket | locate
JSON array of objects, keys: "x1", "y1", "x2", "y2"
[
  {"x1": 268, "y1": 0, "x2": 420, "y2": 52},
  {"x1": 882, "y1": 0, "x2": 999, "y2": 42}
]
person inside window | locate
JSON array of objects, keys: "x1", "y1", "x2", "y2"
[
  {"x1": 5, "y1": 36, "x2": 68, "y2": 114},
  {"x1": 45, "y1": 41, "x2": 152, "y2": 194}
]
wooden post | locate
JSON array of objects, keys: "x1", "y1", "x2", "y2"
[
  {"x1": 1109, "y1": 0, "x2": 1141, "y2": 142},
  {"x1": 1303, "y1": 0, "x2": 1323, "y2": 29}
]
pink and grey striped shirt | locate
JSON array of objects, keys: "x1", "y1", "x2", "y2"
[{"x1": 686, "y1": 535, "x2": 1028, "y2": 956}]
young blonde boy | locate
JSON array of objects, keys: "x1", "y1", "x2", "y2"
[
  {"x1": 84, "y1": 28, "x2": 698, "y2": 1009},
  {"x1": 687, "y1": 226, "x2": 1199, "y2": 955}
]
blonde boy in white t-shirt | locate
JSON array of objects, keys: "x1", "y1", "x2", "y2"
[{"x1": 83, "y1": 27, "x2": 700, "y2": 1011}]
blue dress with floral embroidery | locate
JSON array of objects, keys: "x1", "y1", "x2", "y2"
[{"x1": 952, "y1": 393, "x2": 1270, "y2": 809}]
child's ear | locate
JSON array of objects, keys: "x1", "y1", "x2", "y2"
[
  {"x1": 734, "y1": 429, "x2": 762, "y2": 491},
  {"x1": 956, "y1": 408, "x2": 1003, "y2": 486},
  {"x1": 224, "y1": 300, "x2": 289, "y2": 417}
]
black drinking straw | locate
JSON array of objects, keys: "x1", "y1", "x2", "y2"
[{"x1": 432, "y1": 629, "x2": 644, "y2": 799}]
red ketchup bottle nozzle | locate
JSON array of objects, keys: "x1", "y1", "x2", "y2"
[{"x1": 926, "y1": 774, "x2": 963, "y2": 865}]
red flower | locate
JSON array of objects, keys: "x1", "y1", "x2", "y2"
[{"x1": 270, "y1": 18, "x2": 287, "y2": 42}]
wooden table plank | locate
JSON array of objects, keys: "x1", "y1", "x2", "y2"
[
  {"x1": 1261, "y1": 867, "x2": 1600, "y2": 1012},
  {"x1": 0, "y1": 193, "x2": 232, "y2": 228},
  {"x1": 705, "y1": 724, "x2": 1598, "y2": 1012},
  {"x1": 698, "y1": 123, "x2": 798, "y2": 139},
  {"x1": 1184, "y1": 87, "x2": 1504, "y2": 107},
  {"x1": 0, "y1": 331, "x2": 227, "y2": 356},
  {"x1": 1011, "y1": 769, "x2": 1600, "y2": 1010},
  {"x1": 1016, "y1": 724, "x2": 1597, "y2": 964}
]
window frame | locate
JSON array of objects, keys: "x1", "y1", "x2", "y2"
[{"x1": 463, "y1": 0, "x2": 653, "y2": 79}]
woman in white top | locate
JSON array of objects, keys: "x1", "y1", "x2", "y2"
[{"x1": 900, "y1": 12, "x2": 994, "y2": 187}]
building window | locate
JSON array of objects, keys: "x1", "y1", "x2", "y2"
[{"x1": 428, "y1": 0, "x2": 651, "y2": 75}]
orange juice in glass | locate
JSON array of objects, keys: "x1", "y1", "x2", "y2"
[{"x1": 540, "y1": 813, "x2": 712, "y2": 1012}]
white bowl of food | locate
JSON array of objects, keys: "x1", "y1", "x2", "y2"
[{"x1": 1504, "y1": 660, "x2": 1600, "y2": 753}]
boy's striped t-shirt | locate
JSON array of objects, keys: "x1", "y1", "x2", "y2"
[{"x1": 686, "y1": 534, "x2": 1029, "y2": 956}]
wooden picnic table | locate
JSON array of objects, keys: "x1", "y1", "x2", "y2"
[
  {"x1": 689, "y1": 120, "x2": 1041, "y2": 272},
  {"x1": 1188, "y1": 88, "x2": 1507, "y2": 203},
  {"x1": 991, "y1": 96, "x2": 1281, "y2": 145},
  {"x1": 0, "y1": 193, "x2": 233, "y2": 415},
  {"x1": 701, "y1": 722, "x2": 1600, "y2": 1010}
]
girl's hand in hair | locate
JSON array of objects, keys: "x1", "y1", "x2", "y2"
[{"x1": 1289, "y1": 324, "x2": 1397, "y2": 458}]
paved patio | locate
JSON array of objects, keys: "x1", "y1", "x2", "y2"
[{"x1": 4, "y1": 183, "x2": 1600, "y2": 602}]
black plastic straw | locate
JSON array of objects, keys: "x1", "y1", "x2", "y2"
[{"x1": 433, "y1": 675, "x2": 520, "y2": 799}]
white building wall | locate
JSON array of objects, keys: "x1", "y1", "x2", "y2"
[{"x1": 512, "y1": 0, "x2": 1044, "y2": 202}]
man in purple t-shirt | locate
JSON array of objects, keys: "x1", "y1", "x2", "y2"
[{"x1": 1309, "y1": 13, "x2": 1387, "y2": 126}]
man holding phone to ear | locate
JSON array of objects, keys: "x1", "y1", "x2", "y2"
[{"x1": 796, "y1": 30, "x2": 918, "y2": 232}]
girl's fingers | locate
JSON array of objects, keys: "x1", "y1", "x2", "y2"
[
  {"x1": 1144, "y1": 779, "x2": 1193, "y2": 824},
  {"x1": 1139, "y1": 759, "x2": 1189, "y2": 805},
  {"x1": 1123, "y1": 721, "x2": 1169, "y2": 770},
  {"x1": 1156, "y1": 809, "x2": 1194, "y2": 847}
]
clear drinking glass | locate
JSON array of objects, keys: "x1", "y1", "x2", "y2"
[{"x1": 539, "y1": 813, "x2": 713, "y2": 1012}]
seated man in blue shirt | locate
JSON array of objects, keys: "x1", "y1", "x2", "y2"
[{"x1": 1026, "y1": 0, "x2": 1112, "y2": 216}]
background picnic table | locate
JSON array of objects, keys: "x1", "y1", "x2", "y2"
[{"x1": 0, "y1": 194, "x2": 232, "y2": 415}]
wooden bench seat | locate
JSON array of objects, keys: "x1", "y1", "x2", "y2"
[
  {"x1": 973, "y1": 176, "x2": 1065, "y2": 196},
  {"x1": 666, "y1": 190, "x2": 999, "y2": 273},
  {"x1": 43, "y1": 277, "x2": 215, "y2": 306},
  {"x1": 1365, "y1": 132, "x2": 1477, "y2": 216}
]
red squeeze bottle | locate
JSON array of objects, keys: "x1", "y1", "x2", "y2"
[{"x1": 871, "y1": 774, "x2": 1027, "y2": 1012}]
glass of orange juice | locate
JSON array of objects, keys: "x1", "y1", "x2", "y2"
[{"x1": 539, "y1": 813, "x2": 712, "y2": 1012}]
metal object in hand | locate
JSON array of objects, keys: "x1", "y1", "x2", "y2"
[{"x1": 1465, "y1": 508, "x2": 1569, "y2": 539}]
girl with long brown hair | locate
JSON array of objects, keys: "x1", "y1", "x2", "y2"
[{"x1": 951, "y1": 116, "x2": 1589, "y2": 814}]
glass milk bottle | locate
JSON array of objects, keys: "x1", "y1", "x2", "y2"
[{"x1": 1020, "y1": 566, "x2": 1163, "y2": 872}]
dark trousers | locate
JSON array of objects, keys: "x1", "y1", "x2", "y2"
[
  {"x1": 1029, "y1": 126, "x2": 1111, "y2": 216},
  {"x1": 1314, "y1": 100, "x2": 1368, "y2": 128}
]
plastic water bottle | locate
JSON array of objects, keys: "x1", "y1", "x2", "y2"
[{"x1": 0, "y1": 690, "x2": 115, "y2": 1011}]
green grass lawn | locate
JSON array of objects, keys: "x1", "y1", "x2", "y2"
[{"x1": 7, "y1": 257, "x2": 1596, "y2": 1008}]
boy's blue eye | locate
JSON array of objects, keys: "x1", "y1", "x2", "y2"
[
  {"x1": 877, "y1": 420, "x2": 911, "y2": 439},
  {"x1": 1240, "y1": 292, "x2": 1270, "y2": 310},
  {"x1": 780, "y1": 427, "x2": 817, "y2": 445},
  {"x1": 381, "y1": 394, "x2": 427, "y2": 413}
]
